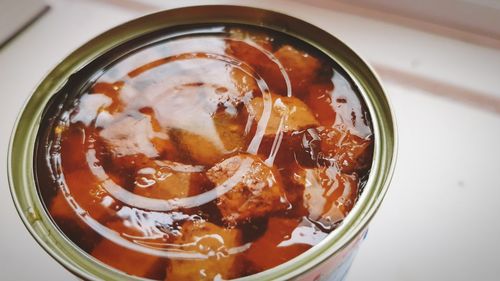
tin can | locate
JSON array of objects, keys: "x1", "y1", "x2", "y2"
[{"x1": 8, "y1": 5, "x2": 396, "y2": 281}]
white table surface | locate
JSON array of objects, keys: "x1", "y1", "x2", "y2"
[{"x1": 1, "y1": 1, "x2": 499, "y2": 280}]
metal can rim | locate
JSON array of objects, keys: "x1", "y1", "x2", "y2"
[{"x1": 7, "y1": 5, "x2": 397, "y2": 281}]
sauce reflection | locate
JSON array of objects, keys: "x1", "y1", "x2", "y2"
[{"x1": 37, "y1": 25, "x2": 373, "y2": 280}]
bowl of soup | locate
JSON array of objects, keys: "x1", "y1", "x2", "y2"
[{"x1": 9, "y1": 5, "x2": 396, "y2": 281}]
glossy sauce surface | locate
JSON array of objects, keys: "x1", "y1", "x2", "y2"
[{"x1": 37, "y1": 25, "x2": 373, "y2": 280}]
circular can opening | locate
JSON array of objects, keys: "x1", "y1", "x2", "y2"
[{"x1": 9, "y1": 6, "x2": 396, "y2": 281}]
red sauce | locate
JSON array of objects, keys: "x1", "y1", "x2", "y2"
[{"x1": 36, "y1": 25, "x2": 373, "y2": 280}]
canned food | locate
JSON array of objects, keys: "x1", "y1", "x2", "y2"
[{"x1": 8, "y1": 5, "x2": 396, "y2": 281}]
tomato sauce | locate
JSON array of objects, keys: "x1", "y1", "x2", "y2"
[{"x1": 36, "y1": 25, "x2": 373, "y2": 280}]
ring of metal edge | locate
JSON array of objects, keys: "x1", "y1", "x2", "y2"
[{"x1": 8, "y1": 5, "x2": 397, "y2": 281}]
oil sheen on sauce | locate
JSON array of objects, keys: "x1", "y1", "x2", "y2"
[{"x1": 36, "y1": 25, "x2": 374, "y2": 280}]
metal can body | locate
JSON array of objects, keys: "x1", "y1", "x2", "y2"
[
  {"x1": 8, "y1": 5, "x2": 396, "y2": 281},
  {"x1": 299, "y1": 229, "x2": 367, "y2": 281}
]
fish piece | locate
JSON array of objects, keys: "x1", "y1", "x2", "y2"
[
  {"x1": 206, "y1": 154, "x2": 290, "y2": 224},
  {"x1": 226, "y1": 28, "x2": 274, "y2": 66},
  {"x1": 248, "y1": 93, "x2": 319, "y2": 136},
  {"x1": 96, "y1": 112, "x2": 180, "y2": 175},
  {"x1": 214, "y1": 106, "x2": 250, "y2": 149},
  {"x1": 166, "y1": 220, "x2": 242, "y2": 280},
  {"x1": 257, "y1": 127, "x2": 322, "y2": 168},
  {"x1": 99, "y1": 114, "x2": 168, "y2": 159},
  {"x1": 140, "y1": 107, "x2": 180, "y2": 160},
  {"x1": 133, "y1": 160, "x2": 203, "y2": 200},
  {"x1": 230, "y1": 67, "x2": 259, "y2": 97},
  {"x1": 170, "y1": 129, "x2": 227, "y2": 166},
  {"x1": 272, "y1": 45, "x2": 322, "y2": 97},
  {"x1": 166, "y1": 86, "x2": 250, "y2": 166},
  {"x1": 133, "y1": 167, "x2": 191, "y2": 200},
  {"x1": 318, "y1": 127, "x2": 373, "y2": 173},
  {"x1": 226, "y1": 29, "x2": 286, "y2": 94},
  {"x1": 293, "y1": 166, "x2": 359, "y2": 230},
  {"x1": 171, "y1": 112, "x2": 249, "y2": 166}
]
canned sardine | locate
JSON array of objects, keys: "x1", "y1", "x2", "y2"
[{"x1": 9, "y1": 6, "x2": 396, "y2": 281}]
